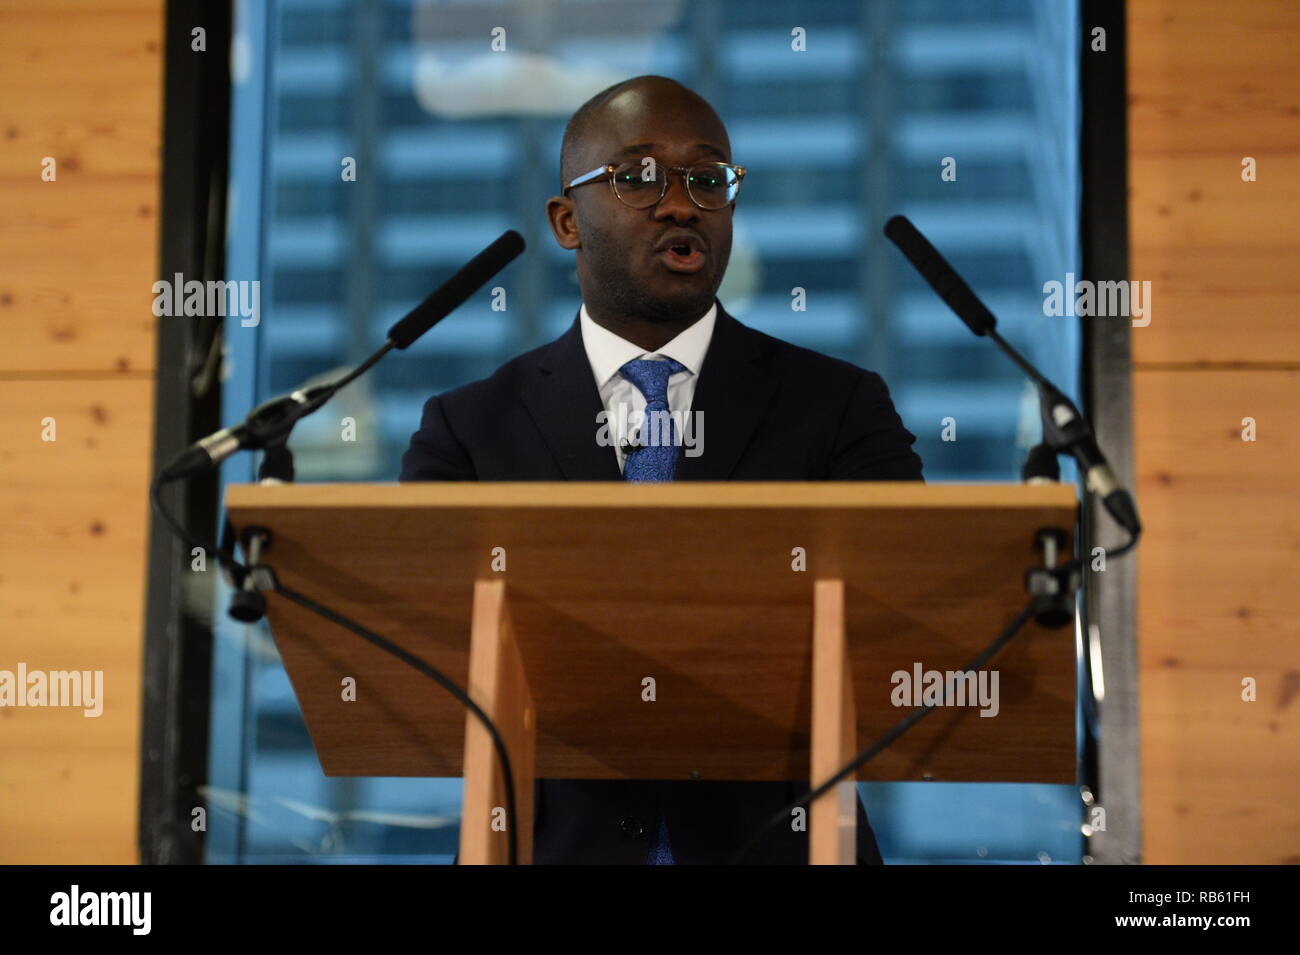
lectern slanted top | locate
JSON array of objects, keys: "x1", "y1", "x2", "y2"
[{"x1": 225, "y1": 481, "x2": 1075, "y2": 779}]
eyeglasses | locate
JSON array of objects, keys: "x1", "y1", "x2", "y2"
[{"x1": 564, "y1": 160, "x2": 746, "y2": 211}]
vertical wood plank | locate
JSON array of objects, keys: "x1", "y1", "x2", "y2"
[
  {"x1": 459, "y1": 578, "x2": 535, "y2": 865},
  {"x1": 810, "y1": 578, "x2": 857, "y2": 865}
]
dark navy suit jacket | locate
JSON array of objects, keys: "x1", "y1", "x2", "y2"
[{"x1": 400, "y1": 300, "x2": 924, "y2": 864}]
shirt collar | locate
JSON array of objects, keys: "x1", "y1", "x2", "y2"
[{"x1": 579, "y1": 301, "x2": 717, "y2": 391}]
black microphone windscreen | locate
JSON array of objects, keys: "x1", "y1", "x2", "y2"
[
  {"x1": 883, "y1": 215, "x2": 996, "y2": 336},
  {"x1": 387, "y1": 229, "x2": 526, "y2": 349}
]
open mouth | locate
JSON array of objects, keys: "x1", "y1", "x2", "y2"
[{"x1": 656, "y1": 236, "x2": 706, "y2": 274}]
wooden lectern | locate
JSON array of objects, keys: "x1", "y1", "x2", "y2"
[{"x1": 225, "y1": 482, "x2": 1077, "y2": 865}]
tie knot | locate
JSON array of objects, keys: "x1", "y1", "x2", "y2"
[{"x1": 619, "y1": 357, "x2": 686, "y2": 403}]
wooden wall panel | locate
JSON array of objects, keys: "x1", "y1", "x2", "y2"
[
  {"x1": 1135, "y1": 369, "x2": 1299, "y2": 864},
  {"x1": 1129, "y1": 155, "x2": 1300, "y2": 252},
  {"x1": 0, "y1": 179, "x2": 158, "y2": 374},
  {"x1": 1127, "y1": 246, "x2": 1298, "y2": 366},
  {"x1": 1127, "y1": 0, "x2": 1300, "y2": 864},
  {"x1": 0, "y1": 382, "x2": 153, "y2": 865},
  {"x1": 1128, "y1": 0, "x2": 1298, "y2": 156},
  {"x1": 1134, "y1": 371, "x2": 1297, "y2": 636},
  {"x1": 0, "y1": 1, "x2": 161, "y2": 375},
  {"x1": 1128, "y1": 0, "x2": 1300, "y2": 366},
  {"x1": 0, "y1": 0, "x2": 162, "y2": 863},
  {"x1": 1128, "y1": 152, "x2": 1300, "y2": 364}
]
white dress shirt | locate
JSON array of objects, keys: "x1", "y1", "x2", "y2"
[{"x1": 579, "y1": 302, "x2": 717, "y2": 474}]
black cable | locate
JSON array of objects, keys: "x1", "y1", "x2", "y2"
[
  {"x1": 272, "y1": 581, "x2": 519, "y2": 866},
  {"x1": 731, "y1": 601, "x2": 1037, "y2": 865},
  {"x1": 1057, "y1": 518, "x2": 1138, "y2": 580},
  {"x1": 150, "y1": 473, "x2": 519, "y2": 865},
  {"x1": 1101, "y1": 531, "x2": 1138, "y2": 560},
  {"x1": 151, "y1": 474, "x2": 245, "y2": 574}
]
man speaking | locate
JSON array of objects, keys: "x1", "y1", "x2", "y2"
[{"x1": 402, "y1": 75, "x2": 923, "y2": 864}]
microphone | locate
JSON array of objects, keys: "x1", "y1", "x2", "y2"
[
  {"x1": 1040, "y1": 381, "x2": 1140, "y2": 535},
  {"x1": 884, "y1": 215, "x2": 996, "y2": 337},
  {"x1": 387, "y1": 230, "x2": 525, "y2": 349},
  {"x1": 160, "y1": 385, "x2": 334, "y2": 480},
  {"x1": 884, "y1": 215, "x2": 1140, "y2": 539},
  {"x1": 160, "y1": 230, "x2": 526, "y2": 481}
]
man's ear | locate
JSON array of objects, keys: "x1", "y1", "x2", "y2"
[{"x1": 546, "y1": 195, "x2": 581, "y2": 251}]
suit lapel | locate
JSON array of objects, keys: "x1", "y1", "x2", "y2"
[
  {"x1": 675, "y1": 303, "x2": 777, "y2": 480},
  {"x1": 520, "y1": 313, "x2": 623, "y2": 480}
]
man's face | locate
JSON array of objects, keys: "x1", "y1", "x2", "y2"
[{"x1": 552, "y1": 87, "x2": 735, "y2": 323}]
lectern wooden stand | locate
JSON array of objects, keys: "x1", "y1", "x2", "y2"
[{"x1": 225, "y1": 482, "x2": 1078, "y2": 865}]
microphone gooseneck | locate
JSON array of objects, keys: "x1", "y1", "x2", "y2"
[
  {"x1": 160, "y1": 230, "x2": 526, "y2": 482},
  {"x1": 884, "y1": 215, "x2": 1140, "y2": 540}
]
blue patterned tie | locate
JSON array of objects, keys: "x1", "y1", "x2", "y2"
[
  {"x1": 647, "y1": 811, "x2": 675, "y2": 865},
  {"x1": 619, "y1": 357, "x2": 687, "y2": 483},
  {"x1": 620, "y1": 357, "x2": 683, "y2": 863}
]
